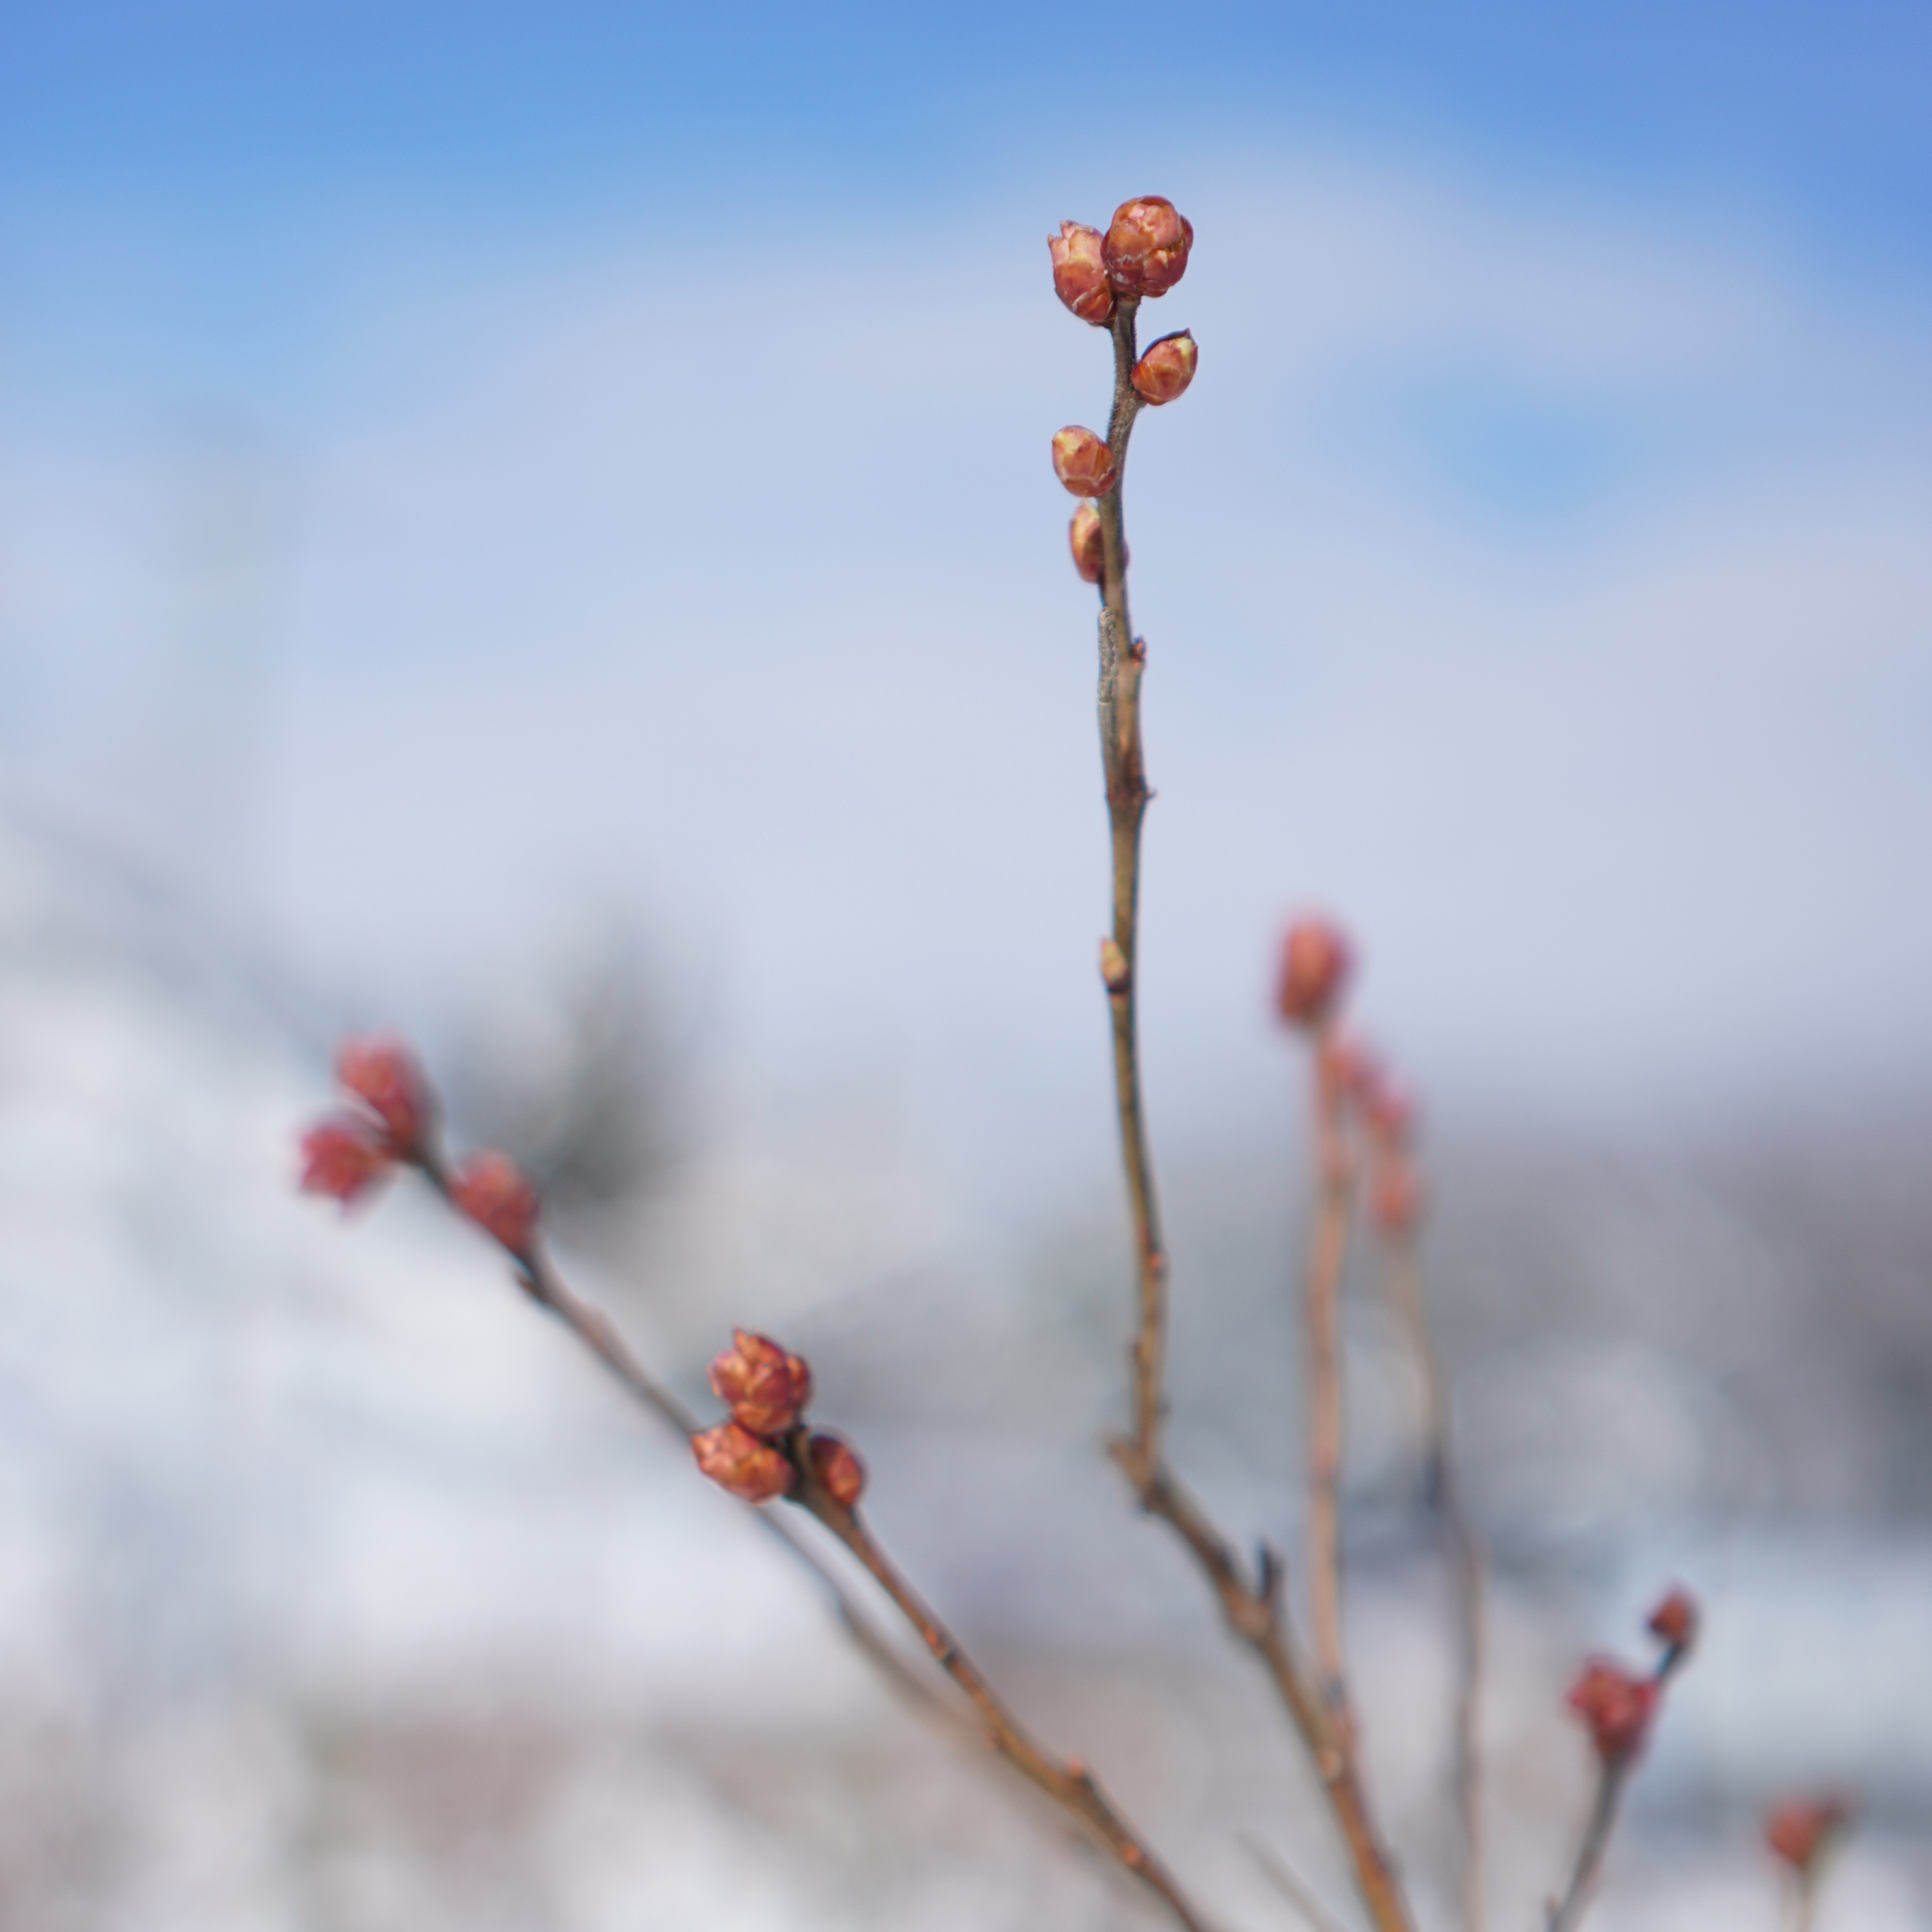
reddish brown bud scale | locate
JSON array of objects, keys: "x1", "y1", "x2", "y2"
[
  {"x1": 1130, "y1": 331, "x2": 1197, "y2": 406},
  {"x1": 299, "y1": 1113, "x2": 395, "y2": 1207},
  {"x1": 692, "y1": 1421, "x2": 796, "y2": 1502},
  {"x1": 1276, "y1": 919, "x2": 1353, "y2": 1030},
  {"x1": 1765, "y1": 1796, "x2": 1850, "y2": 1874},
  {"x1": 808, "y1": 1432, "x2": 866, "y2": 1507},
  {"x1": 1069, "y1": 501, "x2": 1105, "y2": 584},
  {"x1": 1052, "y1": 427, "x2": 1118, "y2": 498},
  {"x1": 1646, "y1": 1585, "x2": 1699, "y2": 1653},
  {"x1": 335, "y1": 1033, "x2": 433, "y2": 1153},
  {"x1": 1099, "y1": 936, "x2": 1131, "y2": 994},
  {"x1": 709, "y1": 1329, "x2": 813, "y2": 1437},
  {"x1": 1048, "y1": 221, "x2": 1114, "y2": 326},
  {"x1": 449, "y1": 1151, "x2": 541, "y2": 1256},
  {"x1": 1565, "y1": 1659, "x2": 1659, "y2": 1765},
  {"x1": 1103, "y1": 196, "x2": 1194, "y2": 298}
]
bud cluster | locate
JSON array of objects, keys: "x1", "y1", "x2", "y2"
[
  {"x1": 693, "y1": 1327, "x2": 867, "y2": 1510},
  {"x1": 1047, "y1": 196, "x2": 1197, "y2": 584},
  {"x1": 1563, "y1": 1587, "x2": 1701, "y2": 1768},
  {"x1": 298, "y1": 1033, "x2": 543, "y2": 1257}
]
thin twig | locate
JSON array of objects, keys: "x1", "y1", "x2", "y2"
[
  {"x1": 792, "y1": 1455, "x2": 1221, "y2": 1932},
  {"x1": 1088, "y1": 299, "x2": 1416, "y2": 1932},
  {"x1": 1240, "y1": 1831, "x2": 1358, "y2": 1932},
  {"x1": 1381, "y1": 1232, "x2": 1486, "y2": 1932},
  {"x1": 1544, "y1": 1759, "x2": 1629, "y2": 1932},
  {"x1": 1545, "y1": 1641, "x2": 1690, "y2": 1932},
  {"x1": 1303, "y1": 1029, "x2": 1353, "y2": 1715}
]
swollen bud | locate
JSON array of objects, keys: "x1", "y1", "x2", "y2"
[
  {"x1": 709, "y1": 1329, "x2": 813, "y2": 1437},
  {"x1": 693, "y1": 1421, "x2": 797, "y2": 1502},
  {"x1": 299, "y1": 1113, "x2": 395, "y2": 1208},
  {"x1": 1131, "y1": 331, "x2": 1197, "y2": 406},
  {"x1": 1052, "y1": 427, "x2": 1119, "y2": 498},
  {"x1": 1275, "y1": 919, "x2": 1353, "y2": 1030},
  {"x1": 1069, "y1": 502, "x2": 1105, "y2": 584},
  {"x1": 809, "y1": 1432, "x2": 867, "y2": 1507},
  {"x1": 335, "y1": 1034, "x2": 434, "y2": 1154},
  {"x1": 1646, "y1": 1586, "x2": 1699, "y2": 1656},
  {"x1": 1103, "y1": 196, "x2": 1194, "y2": 298},
  {"x1": 1049, "y1": 221, "x2": 1115, "y2": 326},
  {"x1": 1565, "y1": 1660, "x2": 1659, "y2": 1766},
  {"x1": 1765, "y1": 1796, "x2": 1851, "y2": 1875},
  {"x1": 1099, "y1": 936, "x2": 1131, "y2": 994},
  {"x1": 449, "y1": 1151, "x2": 541, "y2": 1256}
]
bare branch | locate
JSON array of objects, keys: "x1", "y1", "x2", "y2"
[{"x1": 1241, "y1": 1831, "x2": 1357, "y2": 1932}]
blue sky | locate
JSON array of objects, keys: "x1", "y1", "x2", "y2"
[
  {"x1": 3, "y1": 3, "x2": 1931, "y2": 1211},
  {"x1": 5, "y1": 1, "x2": 1930, "y2": 249}
]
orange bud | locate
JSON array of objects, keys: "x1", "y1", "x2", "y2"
[
  {"x1": 1052, "y1": 426, "x2": 1118, "y2": 498},
  {"x1": 1103, "y1": 196, "x2": 1193, "y2": 298},
  {"x1": 449, "y1": 1151, "x2": 540, "y2": 1256},
  {"x1": 1275, "y1": 918, "x2": 1353, "y2": 1030},
  {"x1": 1049, "y1": 220, "x2": 1115, "y2": 326},
  {"x1": 1130, "y1": 330, "x2": 1197, "y2": 406},
  {"x1": 1765, "y1": 1796, "x2": 1850, "y2": 1874},
  {"x1": 709, "y1": 1328, "x2": 813, "y2": 1437},
  {"x1": 1565, "y1": 1659, "x2": 1658, "y2": 1765},
  {"x1": 1099, "y1": 935, "x2": 1130, "y2": 994},
  {"x1": 808, "y1": 1432, "x2": 867, "y2": 1507},
  {"x1": 1646, "y1": 1586, "x2": 1699, "y2": 1654},
  {"x1": 299, "y1": 1113, "x2": 395, "y2": 1207},
  {"x1": 692, "y1": 1421, "x2": 796, "y2": 1502},
  {"x1": 336, "y1": 1033, "x2": 434, "y2": 1153},
  {"x1": 1069, "y1": 502, "x2": 1105, "y2": 583}
]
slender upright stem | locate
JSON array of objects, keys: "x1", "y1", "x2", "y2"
[
  {"x1": 1303, "y1": 1029, "x2": 1352, "y2": 1713},
  {"x1": 1087, "y1": 301, "x2": 1416, "y2": 1932},
  {"x1": 1545, "y1": 1761, "x2": 1629, "y2": 1932},
  {"x1": 794, "y1": 1467, "x2": 1219, "y2": 1932},
  {"x1": 1383, "y1": 1234, "x2": 1487, "y2": 1932}
]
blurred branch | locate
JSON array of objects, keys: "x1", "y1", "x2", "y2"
[
  {"x1": 1378, "y1": 1227, "x2": 1486, "y2": 1932},
  {"x1": 1241, "y1": 1831, "x2": 1356, "y2": 1932}
]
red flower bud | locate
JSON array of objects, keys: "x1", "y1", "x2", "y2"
[
  {"x1": 1069, "y1": 502, "x2": 1105, "y2": 583},
  {"x1": 449, "y1": 1151, "x2": 540, "y2": 1256},
  {"x1": 692, "y1": 1421, "x2": 797, "y2": 1502},
  {"x1": 709, "y1": 1328, "x2": 813, "y2": 1437},
  {"x1": 299, "y1": 1112, "x2": 395, "y2": 1207},
  {"x1": 1765, "y1": 1796, "x2": 1850, "y2": 1874},
  {"x1": 1646, "y1": 1586, "x2": 1699, "y2": 1654},
  {"x1": 808, "y1": 1432, "x2": 867, "y2": 1507},
  {"x1": 1102, "y1": 196, "x2": 1194, "y2": 298},
  {"x1": 1371, "y1": 1156, "x2": 1423, "y2": 1236},
  {"x1": 1275, "y1": 919, "x2": 1353, "y2": 1030},
  {"x1": 1052, "y1": 426, "x2": 1119, "y2": 498},
  {"x1": 1049, "y1": 220, "x2": 1115, "y2": 326},
  {"x1": 1565, "y1": 1660, "x2": 1659, "y2": 1765},
  {"x1": 1130, "y1": 330, "x2": 1197, "y2": 406},
  {"x1": 335, "y1": 1033, "x2": 433, "y2": 1153}
]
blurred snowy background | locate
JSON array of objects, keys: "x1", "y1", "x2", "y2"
[{"x1": 3, "y1": 2, "x2": 1931, "y2": 1927}]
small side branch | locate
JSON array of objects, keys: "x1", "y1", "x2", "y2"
[
  {"x1": 1303, "y1": 1030, "x2": 1353, "y2": 1713},
  {"x1": 1381, "y1": 1231, "x2": 1486, "y2": 1932},
  {"x1": 793, "y1": 1461, "x2": 1220, "y2": 1932},
  {"x1": 1544, "y1": 1761, "x2": 1629, "y2": 1932}
]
